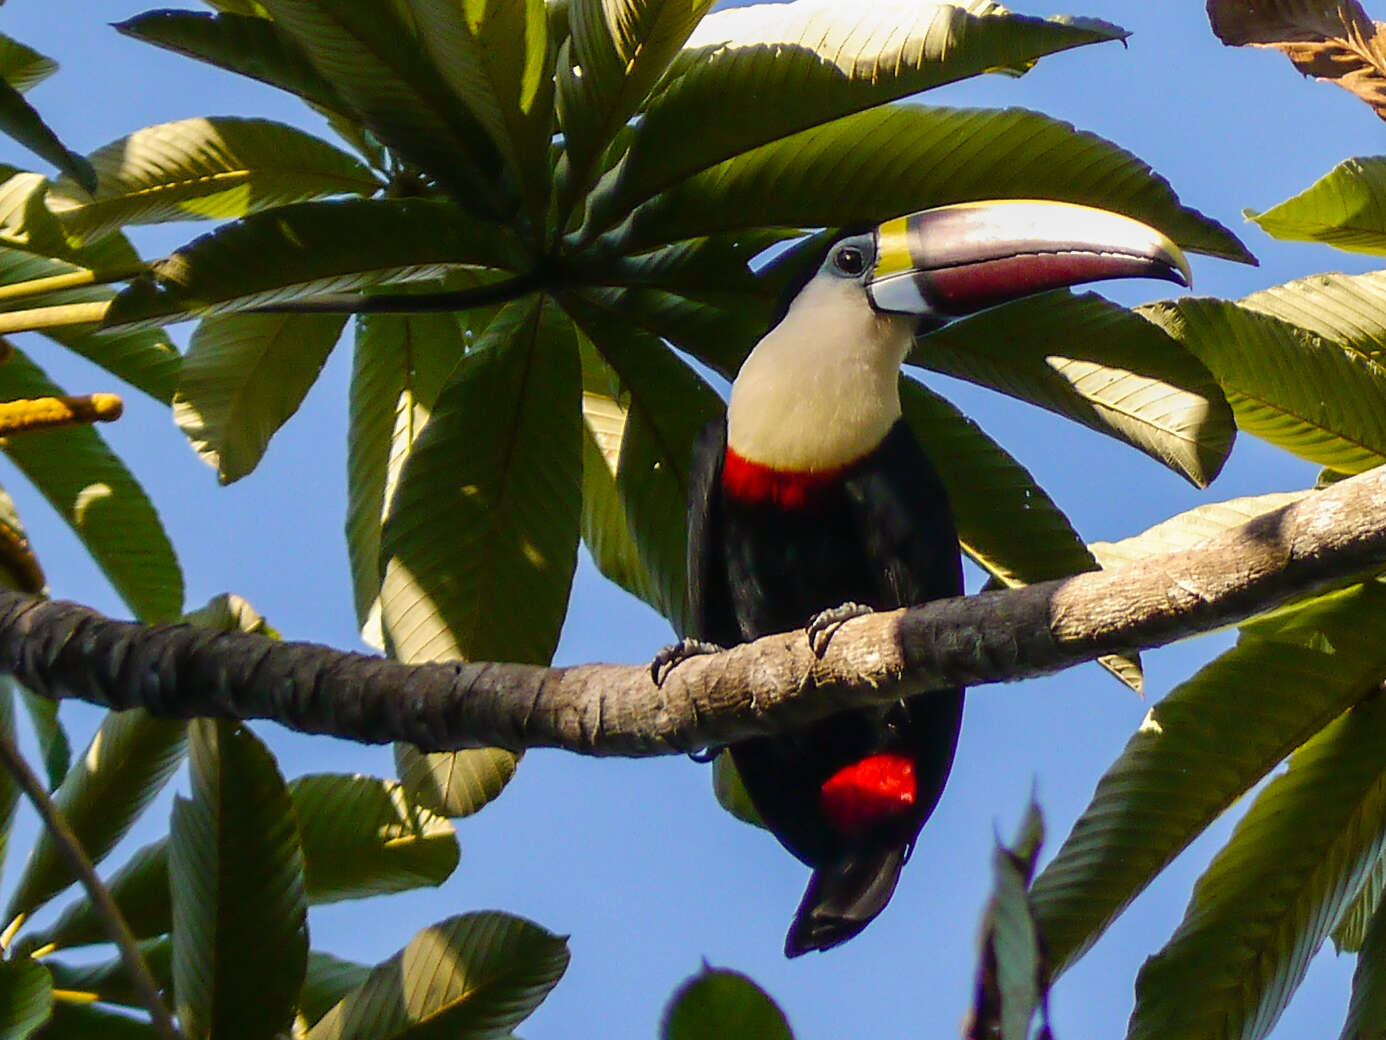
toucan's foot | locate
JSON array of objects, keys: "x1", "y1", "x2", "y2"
[
  {"x1": 806, "y1": 601, "x2": 875, "y2": 657},
  {"x1": 650, "y1": 638, "x2": 723, "y2": 686}
]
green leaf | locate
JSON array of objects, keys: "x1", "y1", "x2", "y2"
[
  {"x1": 1341, "y1": 885, "x2": 1386, "y2": 1040},
  {"x1": 46, "y1": 117, "x2": 381, "y2": 241},
  {"x1": 661, "y1": 967, "x2": 792, "y2": 1040},
  {"x1": 1089, "y1": 490, "x2": 1311, "y2": 568},
  {"x1": 585, "y1": 2, "x2": 1125, "y2": 236},
  {"x1": 170, "y1": 719, "x2": 307, "y2": 1040},
  {"x1": 1238, "y1": 270, "x2": 1386, "y2": 366},
  {"x1": 35, "y1": 1002, "x2": 156, "y2": 1039},
  {"x1": 290, "y1": 773, "x2": 459, "y2": 902},
  {"x1": 918, "y1": 291, "x2": 1235, "y2": 487},
  {"x1": 345, "y1": 308, "x2": 478, "y2": 646},
  {"x1": 44, "y1": 938, "x2": 170, "y2": 1010},
  {"x1": 403, "y1": 0, "x2": 555, "y2": 222},
  {"x1": 0, "y1": 171, "x2": 78, "y2": 260},
  {"x1": 561, "y1": 292, "x2": 723, "y2": 633},
  {"x1": 1030, "y1": 583, "x2": 1386, "y2": 977},
  {"x1": 299, "y1": 952, "x2": 371, "y2": 1030},
  {"x1": 380, "y1": 294, "x2": 581, "y2": 667},
  {"x1": 0, "y1": 348, "x2": 183, "y2": 621},
  {"x1": 304, "y1": 912, "x2": 568, "y2": 1040},
  {"x1": 579, "y1": 397, "x2": 660, "y2": 608},
  {"x1": 174, "y1": 311, "x2": 347, "y2": 483},
  {"x1": 1140, "y1": 297, "x2": 1386, "y2": 474},
  {"x1": 0, "y1": 686, "x2": 19, "y2": 876},
  {"x1": 0, "y1": 957, "x2": 51, "y2": 1040},
  {"x1": 555, "y1": 0, "x2": 715, "y2": 221},
  {"x1": 1128, "y1": 693, "x2": 1386, "y2": 1040},
  {"x1": 711, "y1": 752, "x2": 763, "y2": 830},
  {"x1": 105, "y1": 198, "x2": 520, "y2": 330},
  {"x1": 15, "y1": 685, "x2": 67, "y2": 791},
  {"x1": 116, "y1": 12, "x2": 357, "y2": 121},
  {"x1": 254, "y1": 0, "x2": 512, "y2": 212},
  {"x1": 30, "y1": 840, "x2": 171, "y2": 951},
  {"x1": 394, "y1": 742, "x2": 519, "y2": 821},
  {"x1": 611, "y1": 104, "x2": 1250, "y2": 262},
  {"x1": 0, "y1": 33, "x2": 57, "y2": 94},
  {"x1": 0, "y1": 78, "x2": 93, "y2": 194},
  {"x1": 4, "y1": 710, "x2": 186, "y2": 926},
  {"x1": 1247, "y1": 156, "x2": 1386, "y2": 254},
  {"x1": 1335, "y1": 847, "x2": 1386, "y2": 954}
]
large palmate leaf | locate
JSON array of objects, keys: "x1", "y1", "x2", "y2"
[
  {"x1": 46, "y1": 117, "x2": 381, "y2": 241},
  {"x1": 254, "y1": 0, "x2": 511, "y2": 212},
  {"x1": 1247, "y1": 157, "x2": 1386, "y2": 254},
  {"x1": 555, "y1": 0, "x2": 716, "y2": 220},
  {"x1": 4, "y1": 710, "x2": 186, "y2": 926},
  {"x1": 170, "y1": 719, "x2": 307, "y2": 1040},
  {"x1": 404, "y1": 0, "x2": 555, "y2": 222},
  {"x1": 1141, "y1": 297, "x2": 1386, "y2": 474},
  {"x1": 610, "y1": 104, "x2": 1250, "y2": 261},
  {"x1": 661, "y1": 967, "x2": 793, "y2": 1040},
  {"x1": 0, "y1": 349, "x2": 182, "y2": 621},
  {"x1": 584, "y1": 1, "x2": 1124, "y2": 236},
  {"x1": 380, "y1": 294, "x2": 580, "y2": 667},
  {"x1": 1030, "y1": 583, "x2": 1386, "y2": 976},
  {"x1": 1128, "y1": 693, "x2": 1386, "y2": 1040},
  {"x1": 561, "y1": 291, "x2": 723, "y2": 634},
  {"x1": 305, "y1": 912, "x2": 568, "y2": 1040},
  {"x1": 175, "y1": 311, "x2": 348, "y2": 483},
  {"x1": 104, "y1": 198, "x2": 522, "y2": 329},
  {"x1": 1238, "y1": 270, "x2": 1386, "y2": 364},
  {"x1": 915, "y1": 291, "x2": 1235, "y2": 487},
  {"x1": 115, "y1": 12, "x2": 357, "y2": 122}
]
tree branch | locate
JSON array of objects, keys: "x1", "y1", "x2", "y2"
[{"x1": 2, "y1": 466, "x2": 1385, "y2": 756}]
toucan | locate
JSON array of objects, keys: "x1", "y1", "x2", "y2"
[{"x1": 660, "y1": 199, "x2": 1191, "y2": 957}]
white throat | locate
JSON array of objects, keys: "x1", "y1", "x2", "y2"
[{"x1": 727, "y1": 276, "x2": 913, "y2": 471}]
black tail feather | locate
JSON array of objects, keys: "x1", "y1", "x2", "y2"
[{"x1": 784, "y1": 843, "x2": 908, "y2": 957}]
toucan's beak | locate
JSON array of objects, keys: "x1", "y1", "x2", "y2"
[{"x1": 865, "y1": 199, "x2": 1192, "y2": 317}]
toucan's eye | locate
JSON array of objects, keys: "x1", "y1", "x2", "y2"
[{"x1": 833, "y1": 246, "x2": 866, "y2": 276}]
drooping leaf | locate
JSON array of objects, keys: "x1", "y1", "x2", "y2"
[
  {"x1": 14, "y1": 685, "x2": 67, "y2": 791},
  {"x1": 28, "y1": 840, "x2": 171, "y2": 951},
  {"x1": 1341, "y1": 883, "x2": 1386, "y2": 1040},
  {"x1": 46, "y1": 117, "x2": 381, "y2": 241},
  {"x1": 4, "y1": 710, "x2": 186, "y2": 926},
  {"x1": 304, "y1": 912, "x2": 568, "y2": 1040},
  {"x1": 116, "y1": 12, "x2": 357, "y2": 121},
  {"x1": 555, "y1": 0, "x2": 715, "y2": 220},
  {"x1": 170, "y1": 719, "x2": 307, "y2": 1040},
  {"x1": 1140, "y1": 297, "x2": 1386, "y2": 474},
  {"x1": 562, "y1": 292, "x2": 723, "y2": 633},
  {"x1": 253, "y1": 0, "x2": 512, "y2": 211},
  {"x1": 579, "y1": 399, "x2": 660, "y2": 608},
  {"x1": 611, "y1": 104, "x2": 1250, "y2": 262},
  {"x1": 0, "y1": 33, "x2": 56, "y2": 94},
  {"x1": 1247, "y1": 157, "x2": 1386, "y2": 253},
  {"x1": 174, "y1": 311, "x2": 347, "y2": 483},
  {"x1": 1030, "y1": 583, "x2": 1386, "y2": 976},
  {"x1": 585, "y1": 1, "x2": 1125, "y2": 235},
  {"x1": 0, "y1": 348, "x2": 183, "y2": 621},
  {"x1": 379, "y1": 294, "x2": 581, "y2": 667},
  {"x1": 0, "y1": 956, "x2": 51, "y2": 1040},
  {"x1": 299, "y1": 952, "x2": 372, "y2": 1030},
  {"x1": 289, "y1": 773, "x2": 460, "y2": 903},
  {"x1": 1208, "y1": 0, "x2": 1386, "y2": 122},
  {"x1": 1128, "y1": 693, "x2": 1386, "y2": 1040},
  {"x1": 393, "y1": 735, "x2": 521, "y2": 821},
  {"x1": 661, "y1": 966, "x2": 793, "y2": 1040},
  {"x1": 1336, "y1": 848, "x2": 1386, "y2": 953},
  {"x1": 917, "y1": 290, "x2": 1235, "y2": 487},
  {"x1": 104, "y1": 198, "x2": 521, "y2": 330},
  {"x1": 711, "y1": 752, "x2": 763, "y2": 829},
  {"x1": 0, "y1": 78, "x2": 93, "y2": 193}
]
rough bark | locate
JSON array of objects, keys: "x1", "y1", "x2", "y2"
[{"x1": 1, "y1": 465, "x2": 1385, "y2": 756}]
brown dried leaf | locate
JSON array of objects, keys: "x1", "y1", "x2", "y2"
[{"x1": 1208, "y1": 0, "x2": 1386, "y2": 119}]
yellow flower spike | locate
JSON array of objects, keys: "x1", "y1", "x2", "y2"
[{"x1": 0, "y1": 393, "x2": 124, "y2": 436}]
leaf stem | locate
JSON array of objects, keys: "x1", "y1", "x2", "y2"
[
  {"x1": 0, "y1": 724, "x2": 183, "y2": 1040},
  {"x1": 0, "y1": 301, "x2": 111, "y2": 334}
]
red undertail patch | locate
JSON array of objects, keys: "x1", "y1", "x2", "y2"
[
  {"x1": 820, "y1": 753, "x2": 917, "y2": 836},
  {"x1": 722, "y1": 448, "x2": 845, "y2": 509}
]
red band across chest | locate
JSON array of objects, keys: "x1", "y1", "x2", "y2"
[
  {"x1": 722, "y1": 448, "x2": 847, "y2": 510},
  {"x1": 819, "y1": 753, "x2": 917, "y2": 837}
]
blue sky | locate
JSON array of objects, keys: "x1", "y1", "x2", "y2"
[{"x1": 0, "y1": 2, "x2": 1379, "y2": 1038}]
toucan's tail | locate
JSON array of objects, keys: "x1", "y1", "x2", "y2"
[{"x1": 784, "y1": 843, "x2": 908, "y2": 957}]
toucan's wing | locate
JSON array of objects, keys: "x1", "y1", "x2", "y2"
[{"x1": 686, "y1": 417, "x2": 740, "y2": 646}]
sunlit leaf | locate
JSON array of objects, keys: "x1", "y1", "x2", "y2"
[
  {"x1": 393, "y1": 744, "x2": 520, "y2": 820},
  {"x1": 661, "y1": 966, "x2": 792, "y2": 1040},
  {"x1": 1247, "y1": 157, "x2": 1386, "y2": 253}
]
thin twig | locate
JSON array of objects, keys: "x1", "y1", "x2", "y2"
[{"x1": 0, "y1": 725, "x2": 183, "y2": 1040}]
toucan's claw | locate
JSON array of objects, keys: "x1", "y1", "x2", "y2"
[
  {"x1": 806, "y1": 601, "x2": 875, "y2": 657},
  {"x1": 650, "y1": 637, "x2": 723, "y2": 686}
]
